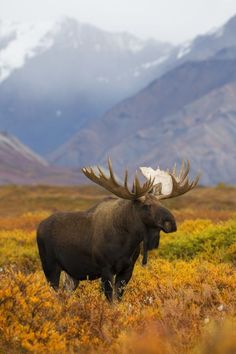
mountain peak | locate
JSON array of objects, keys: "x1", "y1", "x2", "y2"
[
  {"x1": 0, "y1": 19, "x2": 55, "y2": 82},
  {"x1": 0, "y1": 131, "x2": 49, "y2": 166},
  {"x1": 225, "y1": 14, "x2": 236, "y2": 30},
  {"x1": 0, "y1": 17, "x2": 172, "y2": 83}
]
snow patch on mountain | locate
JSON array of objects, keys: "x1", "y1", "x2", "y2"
[
  {"x1": 132, "y1": 55, "x2": 169, "y2": 78},
  {"x1": 141, "y1": 55, "x2": 169, "y2": 69},
  {"x1": 112, "y1": 33, "x2": 145, "y2": 53},
  {"x1": 0, "y1": 17, "x2": 172, "y2": 84},
  {"x1": 206, "y1": 25, "x2": 225, "y2": 38},
  {"x1": 177, "y1": 40, "x2": 192, "y2": 59},
  {"x1": 213, "y1": 26, "x2": 225, "y2": 38},
  {"x1": 0, "y1": 20, "x2": 55, "y2": 82}
]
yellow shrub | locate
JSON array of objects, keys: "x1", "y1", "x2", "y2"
[
  {"x1": 0, "y1": 211, "x2": 50, "y2": 231},
  {"x1": 0, "y1": 258, "x2": 236, "y2": 353},
  {"x1": 0, "y1": 203, "x2": 235, "y2": 353},
  {"x1": 0, "y1": 229, "x2": 38, "y2": 269}
]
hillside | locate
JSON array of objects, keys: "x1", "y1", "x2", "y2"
[
  {"x1": 50, "y1": 58, "x2": 236, "y2": 185},
  {"x1": 0, "y1": 17, "x2": 172, "y2": 154},
  {"x1": 0, "y1": 132, "x2": 82, "y2": 185},
  {"x1": 2, "y1": 15, "x2": 236, "y2": 156},
  {"x1": 1, "y1": 15, "x2": 236, "y2": 185}
]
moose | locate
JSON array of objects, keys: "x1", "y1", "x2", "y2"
[{"x1": 37, "y1": 159, "x2": 199, "y2": 301}]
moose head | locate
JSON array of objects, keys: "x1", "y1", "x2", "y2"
[{"x1": 82, "y1": 158, "x2": 200, "y2": 264}]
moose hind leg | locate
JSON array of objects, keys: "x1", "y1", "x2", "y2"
[
  {"x1": 63, "y1": 273, "x2": 80, "y2": 291},
  {"x1": 37, "y1": 238, "x2": 61, "y2": 290},
  {"x1": 46, "y1": 264, "x2": 61, "y2": 290},
  {"x1": 40, "y1": 256, "x2": 61, "y2": 290}
]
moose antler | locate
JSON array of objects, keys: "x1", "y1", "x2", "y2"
[
  {"x1": 140, "y1": 160, "x2": 200, "y2": 200},
  {"x1": 82, "y1": 158, "x2": 154, "y2": 200}
]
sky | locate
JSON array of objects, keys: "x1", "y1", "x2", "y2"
[{"x1": 1, "y1": 0, "x2": 236, "y2": 44}]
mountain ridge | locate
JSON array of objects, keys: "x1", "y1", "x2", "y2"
[
  {"x1": 0, "y1": 17, "x2": 173, "y2": 154},
  {"x1": 49, "y1": 57, "x2": 236, "y2": 185},
  {"x1": 1, "y1": 15, "x2": 236, "y2": 184},
  {"x1": 0, "y1": 131, "x2": 83, "y2": 185}
]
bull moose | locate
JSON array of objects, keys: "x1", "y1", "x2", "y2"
[{"x1": 37, "y1": 159, "x2": 199, "y2": 301}]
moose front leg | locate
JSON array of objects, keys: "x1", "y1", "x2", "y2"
[
  {"x1": 101, "y1": 269, "x2": 114, "y2": 302},
  {"x1": 115, "y1": 246, "x2": 140, "y2": 300},
  {"x1": 114, "y1": 265, "x2": 135, "y2": 300},
  {"x1": 142, "y1": 228, "x2": 161, "y2": 265}
]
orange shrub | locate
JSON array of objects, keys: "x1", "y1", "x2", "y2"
[
  {"x1": 0, "y1": 212, "x2": 50, "y2": 231},
  {"x1": 0, "y1": 258, "x2": 236, "y2": 353},
  {"x1": 0, "y1": 185, "x2": 235, "y2": 353}
]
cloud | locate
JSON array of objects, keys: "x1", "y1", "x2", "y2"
[{"x1": 1, "y1": 0, "x2": 236, "y2": 43}]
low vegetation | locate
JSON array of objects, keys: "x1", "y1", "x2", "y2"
[{"x1": 0, "y1": 185, "x2": 236, "y2": 353}]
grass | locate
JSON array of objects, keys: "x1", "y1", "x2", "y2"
[{"x1": 0, "y1": 185, "x2": 235, "y2": 353}]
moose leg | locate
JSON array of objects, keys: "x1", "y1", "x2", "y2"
[
  {"x1": 115, "y1": 264, "x2": 135, "y2": 300},
  {"x1": 63, "y1": 273, "x2": 80, "y2": 291},
  {"x1": 41, "y1": 261, "x2": 61, "y2": 290},
  {"x1": 101, "y1": 270, "x2": 114, "y2": 302},
  {"x1": 37, "y1": 238, "x2": 61, "y2": 290},
  {"x1": 115, "y1": 246, "x2": 140, "y2": 300},
  {"x1": 47, "y1": 264, "x2": 61, "y2": 290}
]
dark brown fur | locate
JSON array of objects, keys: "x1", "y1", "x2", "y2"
[{"x1": 37, "y1": 195, "x2": 176, "y2": 301}]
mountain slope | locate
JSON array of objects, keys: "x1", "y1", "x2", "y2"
[
  {"x1": 2, "y1": 14, "x2": 236, "y2": 158},
  {"x1": 0, "y1": 132, "x2": 82, "y2": 185},
  {"x1": 1, "y1": 14, "x2": 236, "y2": 184},
  {"x1": 160, "y1": 14, "x2": 236, "y2": 72},
  {"x1": 0, "y1": 17, "x2": 172, "y2": 154},
  {"x1": 50, "y1": 57, "x2": 236, "y2": 185},
  {"x1": 105, "y1": 82, "x2": 236, "y2": 185},
  {"x1": 177, "y1": 14, "x2": 236, "y2": 61}
]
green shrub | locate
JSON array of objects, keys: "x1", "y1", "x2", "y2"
[{"x1": 158, "y1": 218, "x2": 236, "y2": 262}]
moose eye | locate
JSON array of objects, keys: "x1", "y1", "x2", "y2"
[{"x1": 142, "y1": 204, "x2": 151, "y2": 212}]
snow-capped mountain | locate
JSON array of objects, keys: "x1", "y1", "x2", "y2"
[
  {"x1": 1, "y1": 14, "x2": 236, "y2": 185},
  {"x1": 50, "y1": 14, "x2": 236, "y2": 185},
  {"x1": 0, "y1": 20, "x2": 55, "y2": 82},
  {"x1": 0, "y1": 18, "x2": 172, "y2": 83},
  {"x1": 163, "y1": 14, "x2": 236, "y2": 68},
  {"x1": 0, "y1": 17, "x2": 173, "y2": 154}
]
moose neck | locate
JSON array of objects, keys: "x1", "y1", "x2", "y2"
[{"x1": 113, "y1": 199, "x2": 147, "y2": 249}]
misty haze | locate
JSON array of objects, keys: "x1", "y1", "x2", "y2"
[
  {"x1": 0, "y1": 14, "x2": 236, "y2": 184},
  {"x1": 0, "y1": 3, "x2": 236, "y2": 353}
]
